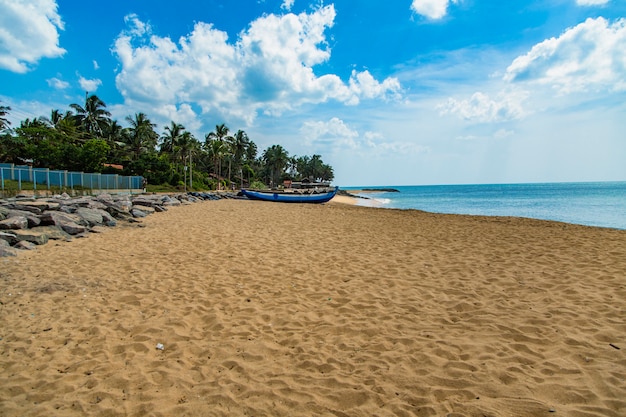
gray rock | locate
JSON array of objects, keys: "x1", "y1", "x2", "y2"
[
  {"x1": 70, "y1": 197, "x2": 96, "y2": 207},
  {"x1": 130, "y1": 198, "x2": 156, "y2": 208},
  {"x1": 29, "y1": 226, "x2": 72, "y2": 241},
  {"x1": 14, "y1": 201, "x2": 59, "y2": 212},
  {"x1": 7, "y1": 203, "x2": 41, "y2": 214},
  {"x1": 104, "y1": 200, "x2": 132, "y2": 216},
  {"x1": 15, "y1": 194, "x2": 34, "y2": 200},
  {"x1": 13, "y1": 229, "x2": 49, "y2": 245},
  {"x1": 162, "y1": 196, "x2": 181, "y2": 206},
  {"x1": 14, "y1": 240, "x2": 37, "y2": 250},
  {"x1": 39, "y1": 212, "x2": 87, "y2": 235},
  {"x1": 0, "y1": 216, "x2": 29, "y2": 230},
  {"x1": 96, "y1": 193, "x2": 114, "y2": 203},
  {"x1": 7, "y1": 209, "x2": 41, "y2": 227},
  {"x1": 87, "y1": 200, "x2": 108, "y2": 210},
  {"x1": 131, "y1": 208, "x2": 148, "y2": 218},
  {"x1": 58, "y1": 205, "x2": 77, "y2": 214},
  {"x1": 96, "y1": 209, "x2": 117, "y2": 226},
  {"x1": 40, "y1": 211, "x2": 86, "y2": 227},
  {"x1": 132, "y1": 204, "x2": 155, "y2": 215},
  {"x1": 76, "y1": 207, "x2": 103, "y2": 226},
  {"x1": 0, "y1": 231, "x2": 17, "y2": 244},
  {"x1": 108, "y1": 208, "x2": 132, "y2": 221},
  {"x1": 60, "y1": 221, "x2": 87, "y2": 235},
  {"x1": 0, "y1": 192, "x2": 206, "y2": 251}
]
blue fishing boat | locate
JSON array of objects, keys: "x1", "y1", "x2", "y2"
[{"x1": 241, "y1": 187, "x2": 338, "y2": 203}]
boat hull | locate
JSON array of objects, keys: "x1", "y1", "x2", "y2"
[{"x1": 241, "y1": 187, "x2": 338, "y2": 203}]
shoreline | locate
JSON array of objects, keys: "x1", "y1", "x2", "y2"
[
  {"x1": 1, "y1": 199, "x2": 625, "y2": 416},
  {"x1": 333, "y1": 187, "x2": 626, "y2": 231}
]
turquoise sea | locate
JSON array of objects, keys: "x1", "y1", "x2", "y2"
[{"x1": 343, "y1": 182, "x2": 626, "y2": 230}]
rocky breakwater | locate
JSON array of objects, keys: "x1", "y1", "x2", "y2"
[{"x1": 0, "y1": 192, "x2": 238, "y2": 257}]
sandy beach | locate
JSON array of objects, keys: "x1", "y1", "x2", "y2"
[{"x1": 1, "y1": 198, "x2": 625, "y2": 416}]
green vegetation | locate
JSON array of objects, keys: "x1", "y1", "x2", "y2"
[{"x1": 0, "y1": 97, "x2": 334, "y2": 191}]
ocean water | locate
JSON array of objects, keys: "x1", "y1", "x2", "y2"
[{"x1": 344, "y1": 182, "x2": 626, "y2": 230}]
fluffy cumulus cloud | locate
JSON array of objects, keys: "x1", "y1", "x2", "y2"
[
  {"x1": 411, "y1": 0, "x2": 459, "y2": 20},
  {"x1": 0, "y1": 0, "x2": 65, "y2": 72},
  {"x1": 112, "y1": 5, "x2": 401, "y2": 125},
  {"x1": 301, "y1": 117, "x2": 360, "y2": 149},
  {"x1": 78, "y1": 76, "x2": 102, "y2": 92},
  {"x1": 504, "y1": 17, "x2": 626, "y2": 93},
  {"x1": 438, "y1": 89, "x2": 529, "y2": 123},
  {"x1": 440, "y1": 17, "x2": 625, "y2": 122}
]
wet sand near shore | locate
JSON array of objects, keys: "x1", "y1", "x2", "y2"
[{"x1": 1, "y1": 199, "x2": 625, "y2": 416}]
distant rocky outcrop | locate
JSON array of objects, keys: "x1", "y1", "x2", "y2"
[
  {"x1": 0, "y1": 191, "x2": 241, "y2": 257},
  {"x1": 360, "y1": 188, "x2": 400, "y2": 192}
]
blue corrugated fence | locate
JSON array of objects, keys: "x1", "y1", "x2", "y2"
[{"x1": 0, "y1": 163, "x2": 144, "y2": 192}]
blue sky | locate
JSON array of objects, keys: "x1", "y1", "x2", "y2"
[{"x1": 1, "y1": 0, "x2": 625, "y2": 186}]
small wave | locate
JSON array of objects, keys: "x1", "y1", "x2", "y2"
[
  {"x1": 373, "y1": 198, "x2": 391, "y2": 205},
  {"x1": 356, "y1": 197, "x2": 392, "y2": 208}
]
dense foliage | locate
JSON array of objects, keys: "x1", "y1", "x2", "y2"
[{"x1": 0, "y1": 97, "x2": 334, "y2": 190}]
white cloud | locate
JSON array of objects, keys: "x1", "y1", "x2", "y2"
[
  {"x1": 504, "y1": 17, "x2": 626, "y2": 93},
  {"x1": 411, "y1": 0, "x2": 459, "y2": 20},
  {"x1": 93, "y1": 60, "x2": 100, "y2": 70},
  {"x1": 494, "y1": 128, "x2": 514, "y2": 139},
  {"x1": 438, "y1": 89, "x2": 529, "y2": 122},
  {"x1": 301, "y1": 117, "x2": 360, "y2": 149},
  {"x1": 78, "y1": 76, "x2": 102, "y2": 92},
  {"x1": 576, "y1": 0, "x2": 609, "y2": 5},
  {"x1": 47, "y1": 77, "x2": 69, "y2": 89},
  {"x1": 363, "y1": 132, "x2": 429, "y2": 154},
  {"x1": 281, "y1": 0, "x2": 295, "y2": 11},
  {"x1": 440, "y1": 17, "x2": 626, "y2": 124},
  {"x1": 123, "y1": 13, "x2": 151, "y2": 37},
  {"x1": 0, "y1": 0, "x2": 66, "y2": 72},
  {"x1": 300, "y1": 118, "x2": 427, "y2": 155},
  {"x1": 112, "y1": 6, "x2": 401, "y2": 126}
]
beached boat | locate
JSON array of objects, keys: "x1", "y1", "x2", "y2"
[{"x1": 241, "y1": 187, "x2": 338, "y2": 203}]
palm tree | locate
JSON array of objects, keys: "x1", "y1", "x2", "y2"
[
  {"x1": 243, "y1": 140, "x2": 258, "y2": 187},
  {"x1": 160, "y1": 121, "x2": 185, "y2": 155},
  {"x1": 319, "y1": 163, "x2": 334, "y2": 182},
  {"x1": 102, "y1": 119, "x2": 126, "y2": 162},
  {"x1": 294, "y1": 155, "x2": 310, "y2": 179},
  {"x1": 245, "y1": 140, "x2": 258, "y2": 162},
  {"x1": 231, "y1": 129, "x2": 250, "y2": 187},
  {"x1": 174, "y1": 131, "x2": 201, "y2": 189},
  {"x1": 309, "y1": 154, "x2": 324, "y2": 181},
  {"x1": 262, "y1": 144, "x2": 289, "y2": 188},
  {"x1": 0, "y1": 102, "x2": 11, "y2": 131},
  {"x1": 40, "y1": 109, "x2": 78, "y2": 143},
  {"x1": 39, "y1": 109, "x2": 63, "y2": 128},
  {"x1": 204, "y1": 123, "x2": 232, "y2": 182},
  {"x1": 123, "y1": 112, "x2": 158, "y2": 161},
  {"x1": 205, "y1": 136, "x2": 226, "y2": 188},
  {"x1": 206, "y1": 123, "x2": 230, "y2": 142},
  {"x1": 70, "y1": 94, "x2": 111, "y2": 138}
]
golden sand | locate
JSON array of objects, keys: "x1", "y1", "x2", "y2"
[{"x1": 1, "y1": 199, "x2": 625, "y2": 416}]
